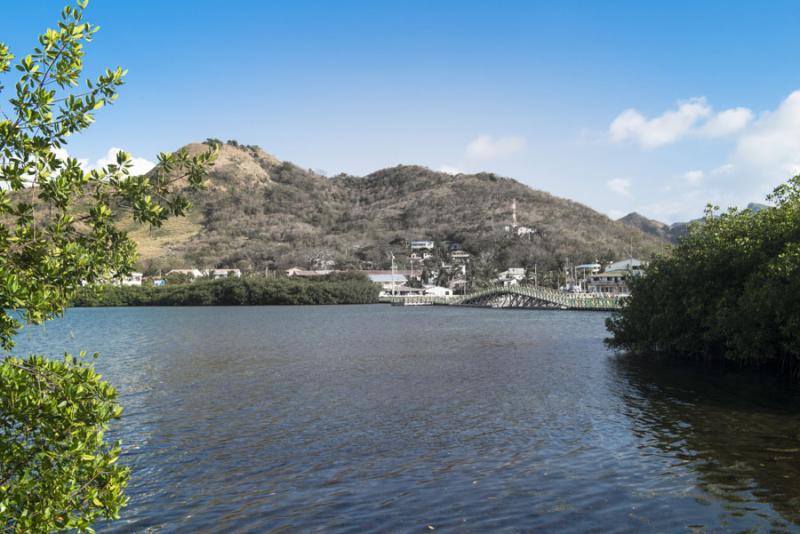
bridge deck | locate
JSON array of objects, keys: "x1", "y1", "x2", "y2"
[{"x1": 380, "y1": 285, "x2": 622, "y2": 311}]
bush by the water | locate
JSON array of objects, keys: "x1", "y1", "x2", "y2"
[
  {"x1": 73, "y1": 273, "x2": 380, "y2": 306},
  {"x1": 606, "y1": 176, "x2": 800, "y2": 375}
]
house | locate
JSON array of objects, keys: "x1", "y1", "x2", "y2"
[
  {"x1": 587, "y1": 259, "x2": 646, "y2": 295},
  {"x1": 497, "y1": 267, "x2": 526, "y2": 286},
  {"x1": 410, "y1": 252, "x2": 434, "y2": 261},
  {"x1": 410, "y1": 240, "x2": 435, "y2": 250},
  {"x1": 423, "y1": 286, "x2": 453, "y2": 297},
  {"x1": 285, "y1": 267, "x2": 333, "y2": 277},
  {"x1": 367, "y1": 273, "x2": 409, "y2": 293},
  {"x1": 448, "y1": 278, "x2": 466, "y2": 292},
  {"x1": 208, "y1": 269, "x2": 241, "y2": 279},
  {"x1": 451, "y1": 250, "x2": 471, "y2": 262},
  {"x1": 166, "y1": 268, "x2": 204, "y2": 279},
  {"x1": 606, "y1": 258, "x2": 645, "y2": 273},
  {"x1": 587, "y1": 271, "x2": 630, "y2": 295},
  {"x1": 516, "y1": 226, "x2": 535, "y2": 237},
  {"x1": 385, "y1": 285, "x2": 425, "y2": 296},
  {"x1": 120, "y1": 272, "x2": 143, "y2": 286},
  {"x1": 575, "y1": 263, "x2": 601, "y2": 276}
]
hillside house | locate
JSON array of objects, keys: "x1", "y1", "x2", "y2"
[
  {"x1": 410, "y1": 251, "x2": 434, "y2": 261},
  {"x1": 166, "y1": 268, "x2": 205, "y2": 279},
  {"x1": 606, "y1": 258, "x2": 645, "y2": 273},
  {"x1": 120, "y1": 272, "x2": 143, "y2": 286},
  {"x1": 575, "y1": 263, "x2": 601, "y2": 276},
  {"x1": 497, "y1": 267, "x2": 526, "y2": 286},
  {"x1": 587, "y1": 271, "x2": 630, "y2": 295},
  {"x1": 451, "y1": 250, "x2": 471, "y2": 262},
  {"x1": 587, "y1": 259, "x2": 645, "y2": 295},
  {"x1": 285, "y1": 267, "x2": 333, "y2": 277},
  {"x1": 410, "y1": 240, "x2": 435, "y2": 250},
  {"x1": 367, "y1": 273, "x2": 409, "y2": 294},
  {"x1": 208, "y1": 269, "x2": 241, "y2": 279}
]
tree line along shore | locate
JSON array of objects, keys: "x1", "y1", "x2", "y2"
[{"x1": 72, "y1": 272, "x2": 380, "y2": 307}]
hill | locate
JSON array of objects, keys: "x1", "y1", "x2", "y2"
[
  {"x1": 131, "y1": 140, "x2": 670, "y2": 275},
  {"x1": 617, "y1": 212, "x2": 689, "y2": 243},
  {"x1": 618, "y1": 202, "x2": 774, "y2": 244}
]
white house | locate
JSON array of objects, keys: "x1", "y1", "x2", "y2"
[
  {"x1": 423, "y1": 286, "x2": 453, "y2": 297},
  {"x1": 368, "y1": 273, "x2": 408, "y2": 294},
  {"x1": 451, "y1": 250, "x2": 471, "y2": 262},
  {"x1": 586, "y1": 259, "x2": 645, "y2": 295},
  {"x1": 166, "y1": 268, "x2": 204, "y2": 279},
  {"x1": 587, "y1": 270, "x2": 630, "y2": 295},
  {"x1": 285, "y1": 267, "x2": 333, "y2": 277},
  {"x1": 516, "y1": 226, "x2": 535, "y2": 237},
  {"x1": 606, "y1": 258, "x2": 645, "y2": 273},
  {"x1": 575, "y1": 263, "x2": 601, "y2": 275},
  {"x1": 120, "y1": 272, "x2": 143, "y2": 286},
  {"x1": 497, "y1": 267, "x2": 526, "y2": 286},
  {"x1": 208, "y1": 268, "x2": 241, "y2": 279},
  {"x1": 410, "y1": 240, "x2": 435, "y2": 250}
]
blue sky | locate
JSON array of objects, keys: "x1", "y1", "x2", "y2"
[{"x1": 6, "y1": 0, "x2": 800, "y2": 222}]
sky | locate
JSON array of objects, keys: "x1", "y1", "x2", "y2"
[{"x1": 5, "y1": 0, "x2": 800, "y2": 223}]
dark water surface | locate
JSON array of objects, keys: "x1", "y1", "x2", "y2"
[{"x1": 12, "y1": 305, "x2": 800, "y2": 532}]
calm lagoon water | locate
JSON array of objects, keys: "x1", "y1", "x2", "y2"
[{"x1": 11, "y1": 305, "x2": 800, "y2": 532}]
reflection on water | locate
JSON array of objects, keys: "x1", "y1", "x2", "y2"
[
  {"x1": 9, "y1": 306, "x2": 800, "y2": 532},
  {"x1": 611, "y1": 356, "x2": 800, "y2": 530}
]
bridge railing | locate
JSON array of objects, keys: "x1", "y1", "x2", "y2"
[{"x1": 451, "y1": 284, "x2": 623, "y2": 310}]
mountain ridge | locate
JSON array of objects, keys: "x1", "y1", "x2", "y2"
[{"x1": 129, "y1": 140, "x2": 671, "y2": 274}]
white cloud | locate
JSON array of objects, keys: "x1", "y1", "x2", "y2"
[
  {"x1": 609, "y1": 97, "x2": 752, "y2": 148},
  {"x1": 95, "y1": 147, "x2": 156, "y2": 176},
  {"x1": 51, "y1": 147, "x2": 89, "y2": 171},
  {"x1": 699, "y1": 107, "x2": 753, "y2": 137},
  {"x1": 684, "y1": 169, "x2": 704, "y2": 184},
  {"x1": 438, "y1": 165, "x2": 464, "y2": 175},
  {"x1": 53, "y1": 146, "x2": 156, "y2": 176},
  {"x1": 466, "y1": 135, "x2": 526, "y2": 160},
  {"x1": 607, "y1": 177, "x2": 632, "y2": 197},
  {"x1": 711, "y1": 163, "x2": 735, "y2": 176},
  {"x1": 734, "y1": 90, "x2": 800, "y2": 178}
]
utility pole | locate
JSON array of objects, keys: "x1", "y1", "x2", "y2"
[
  {"x1": 391, "y1": 252, "x2": 396, "y2": 297},
  {"x1": 512, "y1": 198, "x2": 517, "y2": 229}
]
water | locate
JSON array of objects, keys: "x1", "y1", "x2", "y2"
[{"x1": 10, "y1": 305, "x2": 800, "y2": 532}]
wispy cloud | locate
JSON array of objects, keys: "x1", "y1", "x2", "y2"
[
  {"x1": 711, "y1": 163, "x2": 735, "y2": 176},
  {"x1": 609, "y1": 97, "x2": 752, "y2": 148},
  {"x1": 466, "y1": 135, "x2": 526, "y2": 160},
  {"x1": 606, "y1": 177, "x2": 632, "y2": 197},
  {"x1": 684, "y1": 169, "x2": 704, "y2": 185}
]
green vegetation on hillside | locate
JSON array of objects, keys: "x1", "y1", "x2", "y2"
[
  {"x1": 73, "y1": 273, "x2": 380, "y2": 306},
  {"x1": 135, "y1": 141, "x2": 669, "y2": 276},
  {"x1": 606, "y1": 176, "x2": 800, "y2": 377}
]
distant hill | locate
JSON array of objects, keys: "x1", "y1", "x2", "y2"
[
  {"x1": 129, "y1": 140, "x2": 670, "y2": 274},
  {"x1": 747, "y1": 202, "x2": 770, "y2": 212},
  {"x1": 617, "y1": 202, "x2": 773, "y2": 244},
  {"x1": 617, "y1": 212, "x2": 690, "y2": 243}
]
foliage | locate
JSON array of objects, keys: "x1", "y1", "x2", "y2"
[
  {"x1": 0, "y1": 353, "x2": 126, "y2": 533},
  {"x1": 606, "y1": 175, "x2": 800, "y2": 375},
  {"x1": 72, "y1": 273, "x2": 381, "y2": 306},
  {"x1": 0, "y1": 2, "x2": 215, "y2": 530}
]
